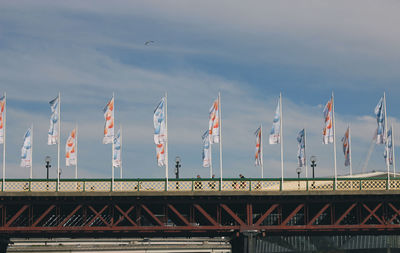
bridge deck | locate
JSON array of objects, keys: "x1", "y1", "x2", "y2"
[{"x1": 0, "y1": 177, "x2": 398, "y2": 194}]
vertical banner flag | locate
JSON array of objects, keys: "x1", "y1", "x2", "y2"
[
  {"x1": 156, "y1": 142, "x2": 166, "y2": 167},
  {"x1": 20, "y1": 128, "x2": 32, "y2": 168},
  {"x1": 154, "y1": 97, "x2": 167, "y2": 144},
  {"x1": 48, "y1": 96, "x2": 59, "y2": 145},
  {"x1": 113, "y1": 129, "x2": 121, "y2": 167},
  {"x1": 255, "y1": 127, "x2": 262, "y2": 166},
  {"x1": 103, "y1": 96, "x2": 115, "y2": 144},
  {"x1": 154, "y1": 97, "x2": 166, "y2": 167},
  {"x1": 297, "y1": 129, "x2": 305, "y2": 167},
  {"x1": 342, "y1": 127, "x2": 350, "y2": 167},
  {"x1": 269, "y1": 99, "x2": 280, "y2": 144},
  {"x1": 0, "y1": 95, "x2": 5, "y2": 144},
  {"x1": 323, "y1": 97, "x2": 334, "y2": 144},
  {"x1": 65, "y1": 128, "x2": 77, "y2": 166},
  {"x1": 202, "y1": 130, "x2": 211, "y2": 167},
  {"x1": 209, "y1": 98, "x2": 220, "y2": 144},
  {"x1": 375, "y1": 97, "x2": 385, "y2": 144},
  {"x1": 384, "y1": 127, "x2": 393, "y2": 165}
]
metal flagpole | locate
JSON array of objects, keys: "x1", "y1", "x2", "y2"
[
  {"x1": 392, "y1": 124, "x2": 396, "y2": 176},
  {"x1": 279, "y1": 93, "x2": 284, "y2": 188},
  {"x1": 349, "y1": 126, "x2": 353, "y2": 176},
  {"x1": 218, "y1": 92, "x2": 223, "y2": 188},
  {"x1": 165, "y1": 92, "x2": 169, "y2": 191},
  {"x1": 209, "y1": 138, "x2": 213, "y2": 178},
  {"x1": 30, "y1": 124, "x2": 33, "y2": 179},
  {"x1": 2, "y1": 92, "x2": 6, "y2": 189},
  {"x1": 57, "y1": 92, "x2": 61, "y2": 191},
  {"x1": 332, "y1": 92, "x2": 337, "y2": 189},
  {"x1": 261, "y1": 124, "x2": 264, "y2": 178},
  {"x1": 75, "y1": 124, "x2": 78, "y2": 179},
  {"x1": 120, "y1": 125, "x2": 123, "y2": 179},
  {"x1": 111, "y1": 93, "x2": 115, "y2": 191},
  {"x1": 304, "y1": 128, "x2": 308, "y2": 178},
  {"x1": 384, "y1": 92, "x2": 390, "y2": 188}
]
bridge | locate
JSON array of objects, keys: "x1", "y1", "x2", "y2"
[{"x1": 1, "y1": 176, "x2": 400, "y2": 252}]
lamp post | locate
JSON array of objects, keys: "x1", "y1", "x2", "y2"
[
  {"x1": 296, "y1": 167, "x2": 302, "y2": 190},
  {"x1": 310, "y1": 156, "x2": 317, "y2": 189},
  {"x1": 175, "y1": 156, "x2": 181, "y2": 179},
  {"x1": 310, "y1": 156, "x2": 317, "y2": 179},
  {"x1": 45, "y1": 156, "x2": 51, "y2": 180}
]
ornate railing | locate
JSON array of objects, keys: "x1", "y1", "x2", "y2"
[{"x1": 0, "y1": 177, "x2": 399, "y2": 192}]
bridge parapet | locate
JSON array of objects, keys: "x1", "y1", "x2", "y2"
[{"x1": 1, "y1": 177, "x2": 399, "y2": 193}]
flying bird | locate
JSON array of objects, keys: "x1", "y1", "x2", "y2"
[{"x1": 145, "y1": 40, "x2": 154, "y2": 46}]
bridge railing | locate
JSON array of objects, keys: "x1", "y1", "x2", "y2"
[{"x1": 0, "y1": 177, "x2": 399, "y2": 192}]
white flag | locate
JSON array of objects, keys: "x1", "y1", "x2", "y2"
[
  {"x1": 20, "y1": 128, "x2": 32, "y2": 168},
  {"x1": 65, "y1": 128, "x2": 77, "y2": 166},
  {"x1": 113, "y1": 129, "x2": 121, "y2": 167},
  {"x1": 103, "y1": 96, "x2": 115, "y2": 144},
  {"x1": 375, "y1": 97, "x2": 385, "y2": 144},
  {"x1": 323, "y1": 97, "x2": 334, "y2": 144},
  {"x1": 156, "y1": 142, "x2": 166, "y2": 167},
  {"x1": 208, "y1": 98, "x2": 220, "y2": 144},
  {"x1": 269, "y1": 99, "x2": 280, "y2": 144},
  {"x1": 48, "y1": 96, "x2": 59, "y2": 145},
  {"x1": 202, "y1": 130, "x2": 211, "y2": 167},
  {"x1": 384, "y1": 127, "x2": 393, "y2": 165},
  {"x1": 0, "y1": 95, "x2": 5, "y2": 144},
  {"x1": 297, "y1": 129, "x2": 305, "y2": 167},
  {"x1": 154, "y1": 97, "x2": 166, "y2": 144}
]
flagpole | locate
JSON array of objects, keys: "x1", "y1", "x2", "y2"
[
  {"x1": 165, "y1": 92, "x2": 169, "y2": 191},
  {"x1": 304, "y1": 128, "x2": 308, "y2": 178},
  {"x1": 384, "y1": 92, "x2": 390, "y2": 188},
  {"x1": 332, "y1": 92, "x2": 337, "y2": 189},
  {"x1": 2, "y1": 92, "x2": 6, "y2": 189},
  {"x1": 111, "y1": 93, "x2": 115, "y2": 191},
  {"x1": 349, "y1": 126, "x2": 353, "y2": 176},
  {"x1": 279, "y1": 93, "x2": 284, "y2": 188},
  {"x1": 120, "y1": 125, "x2": 123, "y2": 179},
  {"x1": 75, "y1": 124, "x2": 78, "y2": 179},
  {"x1": 392, "y1": 124, "x2": 396, "y2": 176},
  {"x1": 209, "y1": 138, "x2": 213, "y2": 178},
  {"x1": 30, "y1": 124, "x2": 33, "y2": 179},
  {"x1": 57, "y1": 92, "x2": 60, "y2": 191},
  {"x1": 261, "y1": 124, "x2": 264, "y2": 178},
  {"x1": 218, "y1": 92, "x2": 223, "y2": 188}
]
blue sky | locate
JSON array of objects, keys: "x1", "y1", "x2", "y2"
[{"x1": 1, "y1": 0, "x2": 400, "y2": 179}]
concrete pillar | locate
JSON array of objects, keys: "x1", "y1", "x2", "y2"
[
  {"x1": 231, "y1": 232, "x2": 258, "y2": 253},
  {"x1": 0, "y1": 237, "x2": 9, "y2": 253}
]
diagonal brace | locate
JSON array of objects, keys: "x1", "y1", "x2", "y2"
[
  {"x1": 114, "y1": 205, "x2": 136, "y2": 226},
  {"x1": 220, "y1": 204, "x2": 246, "y2": 226},
  {"x1": 361, "y1": 203, "x2": 384, "y2": 225}
]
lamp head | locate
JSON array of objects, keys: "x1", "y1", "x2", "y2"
[
  {"x1": 45, "y1": 156, "x2": 51, "y2": 164},
  {"x1": 310, "y1": 156, "x2": 317, "y2": 163},
  {"x1": 175, "y1": 156, "x2": 181, "y2": 164},
  {"x1": 296, "y1": 167, "x2": 302, "y2": 174}
]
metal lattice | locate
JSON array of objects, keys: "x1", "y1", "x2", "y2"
[
  {"x1": 362, "y1": 180, "x2": 387, "y2": 190},
  {"x1": 251, "y1": 181, "x2": 280, "y2": 191}
]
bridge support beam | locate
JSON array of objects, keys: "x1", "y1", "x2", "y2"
[
  {"x1": 0, "y1": 237, "x2": 9, "y2": 253},
  {"x1": 231, "y1": 232, "x2": 258, "y2": 253}
]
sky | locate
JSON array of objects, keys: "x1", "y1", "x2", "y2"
[{"x1": 1, "y1": 0, "x2": 400, "y2": 180}]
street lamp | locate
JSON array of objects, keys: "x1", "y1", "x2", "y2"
[
  {"x1": 310, "y1": 156, "x2": 317, "y2": 179},
  {"x1": 175, "y1": 156, "x2": 181, "y2": 179},
  {"x1": 45, "y1": 156, "x2": 51, "y2": 180},
  {"x1": 296, "y1": 167, "x2": 302, "y2": 189}
]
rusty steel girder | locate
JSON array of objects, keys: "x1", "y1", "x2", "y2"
[{"x1": 1, "y1": 194, "x2": 400, "y2": 237}]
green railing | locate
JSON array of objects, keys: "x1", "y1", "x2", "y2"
[{"x1": 0, "y1": 177, "x2": 399, "y2": 193}]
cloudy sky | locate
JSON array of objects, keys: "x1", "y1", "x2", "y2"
[{"x1": 1, "y1": 0, "x2": 400, "y2": 180}]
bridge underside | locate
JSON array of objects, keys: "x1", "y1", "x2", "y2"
[{"x1": 1, "y1": 193, "x2": 400, "y2": 238}]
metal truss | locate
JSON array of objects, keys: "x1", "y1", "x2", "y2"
[{"x1": 1, "y1": 195, "x2": 400, "y2": 236}]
